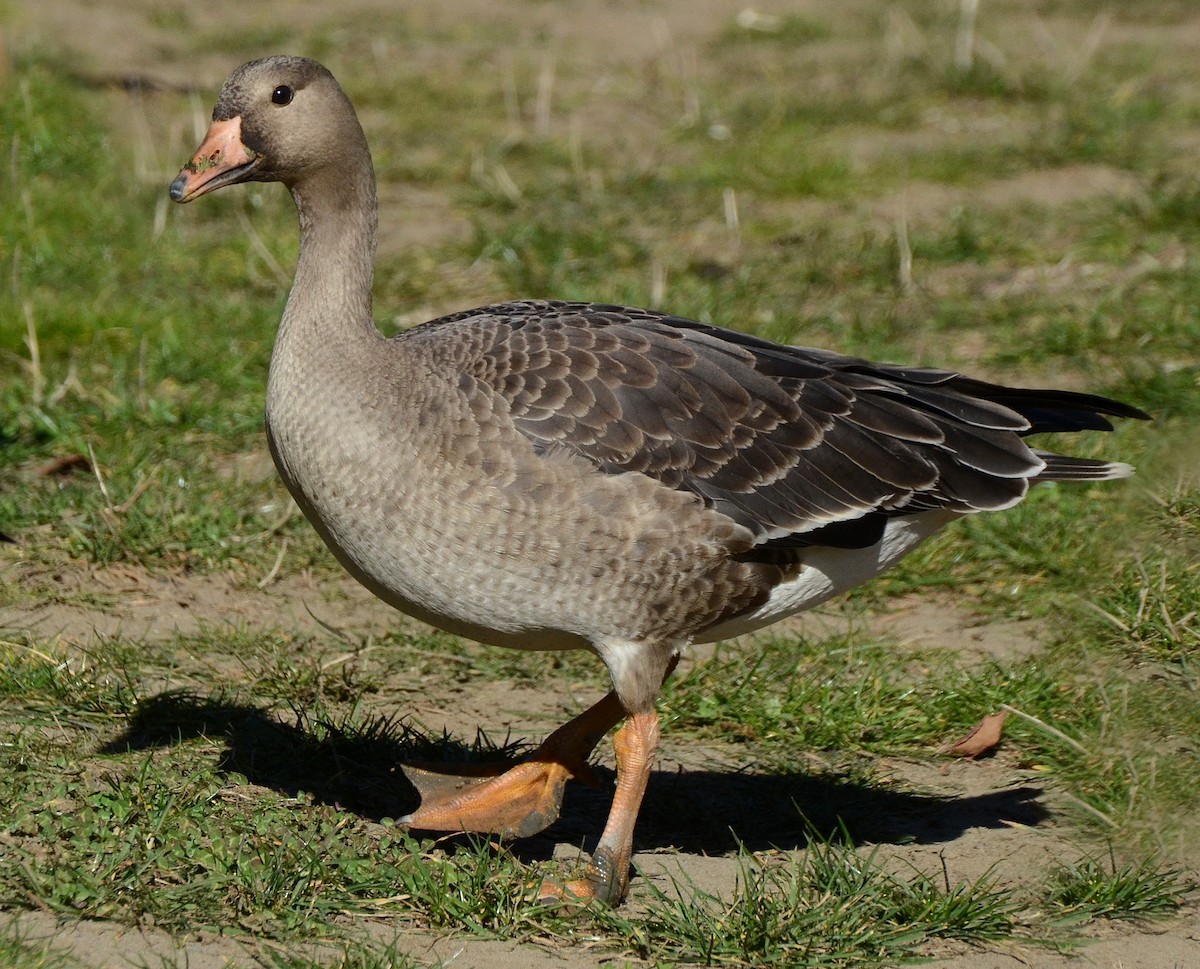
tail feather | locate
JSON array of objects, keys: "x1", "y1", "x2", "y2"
[{"x1": 1034, "y1": 451, "x2": 1135, "y2": 482}]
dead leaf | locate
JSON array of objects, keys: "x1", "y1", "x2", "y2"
[{"x1": 944, "y1": 711, "x2": 1008, "y2": 759}]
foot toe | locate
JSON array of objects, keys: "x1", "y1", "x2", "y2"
[{"x1": 537, "y1": 846, "x2": 627, "y2": 907}]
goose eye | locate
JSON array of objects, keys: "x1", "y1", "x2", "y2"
[{"x1": 271, "y1": 85, "x2": 294, "y2": 106}]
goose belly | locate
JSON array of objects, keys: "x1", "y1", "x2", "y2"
[
  {"x1": 264, "y1": 404, "x2": 737, "y2": 653},
  {"x1": 267, "y1": 441, "x2": 589, "y2": 651}
]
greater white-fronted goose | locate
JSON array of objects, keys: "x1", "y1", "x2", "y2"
[{"x1": 169, "y1": 56, "x2": 1148, "y2": 906}]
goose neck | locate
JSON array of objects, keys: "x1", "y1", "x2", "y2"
[{"x1": 281, "y1": 166, "x2": 379, "y2": 343}]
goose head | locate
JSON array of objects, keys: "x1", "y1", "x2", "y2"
[{"x1": 170, "y1": 55, "x2": 369, "y2": 203}]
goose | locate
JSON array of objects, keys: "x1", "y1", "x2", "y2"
[{"x1": 169, "y1": 55, "x2": 1148, "y2": 906}]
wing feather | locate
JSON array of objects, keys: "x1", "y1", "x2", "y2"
[{"x1": 411, "y1": 300, "x2": 1147, "y2": 554}]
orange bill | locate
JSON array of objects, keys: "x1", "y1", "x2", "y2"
[{"x1": 169, "y1": 116, "x2": 260, "y2": 203}]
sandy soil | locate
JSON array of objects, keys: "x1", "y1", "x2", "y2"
[{"x1": 4, "y1": 1, "x2": 1198, "y2": 967}]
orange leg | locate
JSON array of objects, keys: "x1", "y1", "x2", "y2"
[
  {"x1": 401, "y1": 690, "x2": 625, "y2": 839},
  {"x1": 554, "y1": 708, "x2": 661, "y2": 906}
]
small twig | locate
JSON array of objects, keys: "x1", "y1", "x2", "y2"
[
  {"x1": 472, "y1": 158, "x2": 523, "y2": 203},
  {"x1": 955, "y1": 0, "x2": 979, "y2": 72},
  {"x1": 1077, "y1": 598, "x2": 1130, "y2": 633},
  {"x1": 257, "y1": 537, "x2": 288, "y2": 588},
  {"x1": 722, "y1": 187, "x2": 740, "y2": 234},
  {"x1": 86, "y1": 443, "x2": 115, "y2": 513},
  {"x1": 1, "y1": 639, "x2": 61, "y2": 666},
  {"x1": 115, "y1": 474, "x2": 153, "y2": 516},
  {"x1": 1000, "y1": 703, "x2": 1089, "y2": 755},
  {"x1": 1057, "y1": 790, "x2": 1118, "y2": 828},
  {"x1": 23, "y1": 299, "x2": 43, "y2": 406},
  {"x1": 650, "y1": 259, "x2": 666, "y2": 307},
  {"x1": 304, "y1": 610, "x2": 378, "y2": 670},
  {"x1": 151, "y1": 193, "x2": 168, "y2": 242},
  {"x1": 45, "y1": 358, "x2": 83, "y2": 407},
  {"x1": 895, "y1": 205, "x2": 914, "y2": 294},
  {"x1": 1066, "y1": 13, "x2": 1112, "y2": 83},
  {"x1": 304, "y1": 602, "x2": 357, "y2": 648},
  {"x1": 884, "y1": 7, "x2": 925, "y2": 64},
  {"x1": 262, "y1": 503, "x2": 297, "y2": 538},
  {"x1": 320, "y1": 647, "x2": 376, "y2": 672},
  {"x1": 568, "y1": 115, "x2": 585, "y2": 179}
]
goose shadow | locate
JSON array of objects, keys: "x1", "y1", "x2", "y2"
[{"x1": 102, "y1": 690, "x2": 1048, "y2": 860}]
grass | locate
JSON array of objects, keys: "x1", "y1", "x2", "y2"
[
  {"x1": 596, "y1": 836, "x2": 1022, "y2": 967},
  {"x1": 661, "y1": 633, "x2": 1090, "y2": 756},
  {"x1": 0, "y1": 928, "x2": 79, "y2": 969},
  {"x1": 3, "y1": 627, "x2": 1193, "y2": 965},
  {"x1": 2, "y1": 0, "x2": 1199, "y2": 965},
  {"x1": 1044, "y1": 854, "x2": 1187, "y2": 923},
  {"x1": 592, "y1": 833, "x2": 1192, "y2": 967}
]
